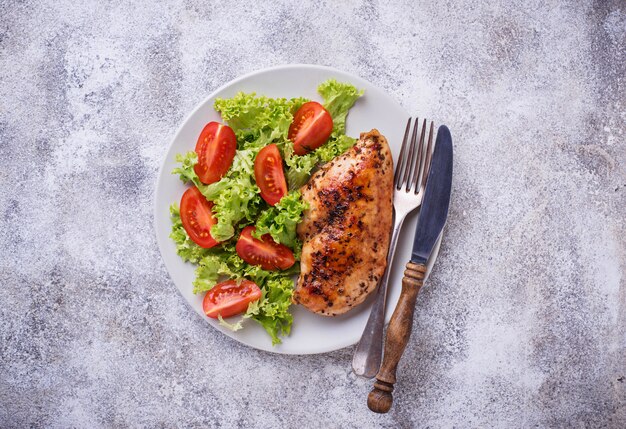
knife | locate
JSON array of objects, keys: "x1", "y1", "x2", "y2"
[{"x1": 367, "y1": 125, "x2": 453, "y2": 414}]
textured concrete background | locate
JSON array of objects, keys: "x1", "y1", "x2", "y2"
[{"x1": 1, "y1": 0, "x2": 625, "y2": 427}]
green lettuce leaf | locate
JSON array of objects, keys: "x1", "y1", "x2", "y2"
[
  {"x1": 172, "y1": 152, "x2": 202, "y2": 188},
  {"x1": 244, "y1": 276, "x2": 294, "y2": 344},
  {"x1": 315, "y1": 134, "x2": 357, "y2": 163},
  {"x1": 214, "y1": 93, "x2": 307, "y2": 149},
  {"x1": 318, "y1": 79, "x2": 364, "y2": 136},
  {"x1": 254, "y1": 191, "x2": 307, "y2": 251},
  {"x1": 282, "y1": 143, "x2": 319, "y2": 190},
  {"x1": 192, "y1": 245, "x2": 241, "y2": 294}
]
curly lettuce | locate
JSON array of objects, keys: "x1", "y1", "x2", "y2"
[
  {"x1": 242, "y1": 276, "x2": 295, "y2": 344},
  {"x1": 318, "y1": 79, "x2": 364, "y2": 136},
  {"x1": 282, "y1": 143, "x2": 319, "y2": 190}
]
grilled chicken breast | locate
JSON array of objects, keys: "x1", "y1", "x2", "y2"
[{"x1": 293, "y1": 129, "x2": 394, "y2": 316}]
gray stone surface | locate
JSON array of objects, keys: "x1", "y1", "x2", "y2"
[{"x1": 1, "y1": 0, "x2": 625, "y2": 427}]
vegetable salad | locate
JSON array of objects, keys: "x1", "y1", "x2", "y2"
[{"x1": 170, "y1": 80, "x2": 362, "y2": 344}]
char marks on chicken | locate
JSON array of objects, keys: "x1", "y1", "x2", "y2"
[{"x1": 293, "y1": 129, "x2": 394, "y2": 316}]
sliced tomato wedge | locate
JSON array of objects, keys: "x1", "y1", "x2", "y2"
[
  {"x1": 203, "y1": 279, "x2": 262, "y2": 319},
  {"x1": 194, "y1": 121, "x2": 237, "y2": 185},
  {"x1": 235, "y1": 226, "x2": 295, "y2": 271},
  {"x1": 254, "y1": 144, "x2": 288, "y2": 206},
  {"x1": 180, "y1": 186, "x2": 219, "y2": 248},
  {"x1": 288, "y1": 101, "x2": 333, "y2": 155}
]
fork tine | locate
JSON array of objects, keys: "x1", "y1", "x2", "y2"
[
  {"x1": 420, "y1": 121, "x2": 435, "y2": 190},
  {"x1": 410, "y1": 118, "x2": 428, "y2": 193},
  {"x1": 401, "y1": 118, "x2": 419, "y2": 191},
  {"x1": 394, "y1": 118, "x2": 412, "y2": 189}
]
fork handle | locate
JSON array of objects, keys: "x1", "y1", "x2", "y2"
[
  {"x1": 352, "y1": 212, "x2": 406, "y2": 378},
  {"x1": 367, "y1": 261, "x2": 426, "y2": 414}
]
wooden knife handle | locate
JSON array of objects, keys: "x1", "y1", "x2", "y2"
[{"x1": 367, "y1": 261, "x2": 426, "y2": 413}]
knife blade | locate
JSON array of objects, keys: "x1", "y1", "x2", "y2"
[{"x1": 411, "y1": 125, "x2": 453, "y2": 264}]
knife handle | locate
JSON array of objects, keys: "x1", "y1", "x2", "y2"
[{"x1": 367, "y1": 261, "x2": 426, "y2": 413}]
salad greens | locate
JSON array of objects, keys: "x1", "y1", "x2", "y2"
[{"x1": 170, "y1": 79, "x2": 362, "y2": 344}]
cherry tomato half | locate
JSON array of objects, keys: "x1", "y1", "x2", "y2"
[
  {"x1": 235, "y1": 226, "x2": 295, "y2": 271},
  {"x1": 203, "y1": 279, "x2": 262, "y2": 319},
  {"x1": 254, "y1": 144, "x2": 288, "y2": 206},
  {"x1": 288, "y1": 101, "x2": 333, "y2": 155},
  {"x1": 194, "y1": 121, "x2": 237, "y2": 185},
  {"x1": 180, "y1": 186, "x2": 219, "y2": 248}
]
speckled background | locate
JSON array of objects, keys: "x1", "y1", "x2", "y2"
[{"x1": 1, "y1": 0, "x2": 624, "y2": 427}]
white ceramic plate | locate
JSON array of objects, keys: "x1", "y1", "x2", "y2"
[{"x1": 154, "y1": 64, "x2": 441, "y2": 354}]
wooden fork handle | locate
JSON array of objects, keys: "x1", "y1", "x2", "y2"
[{"x1": 367, "y1": 261, "x2": 426, "y2": 413}]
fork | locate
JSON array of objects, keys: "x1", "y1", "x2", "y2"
[{"x1": 352, "y1": 117, "x2": 435, "y2": 378}]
